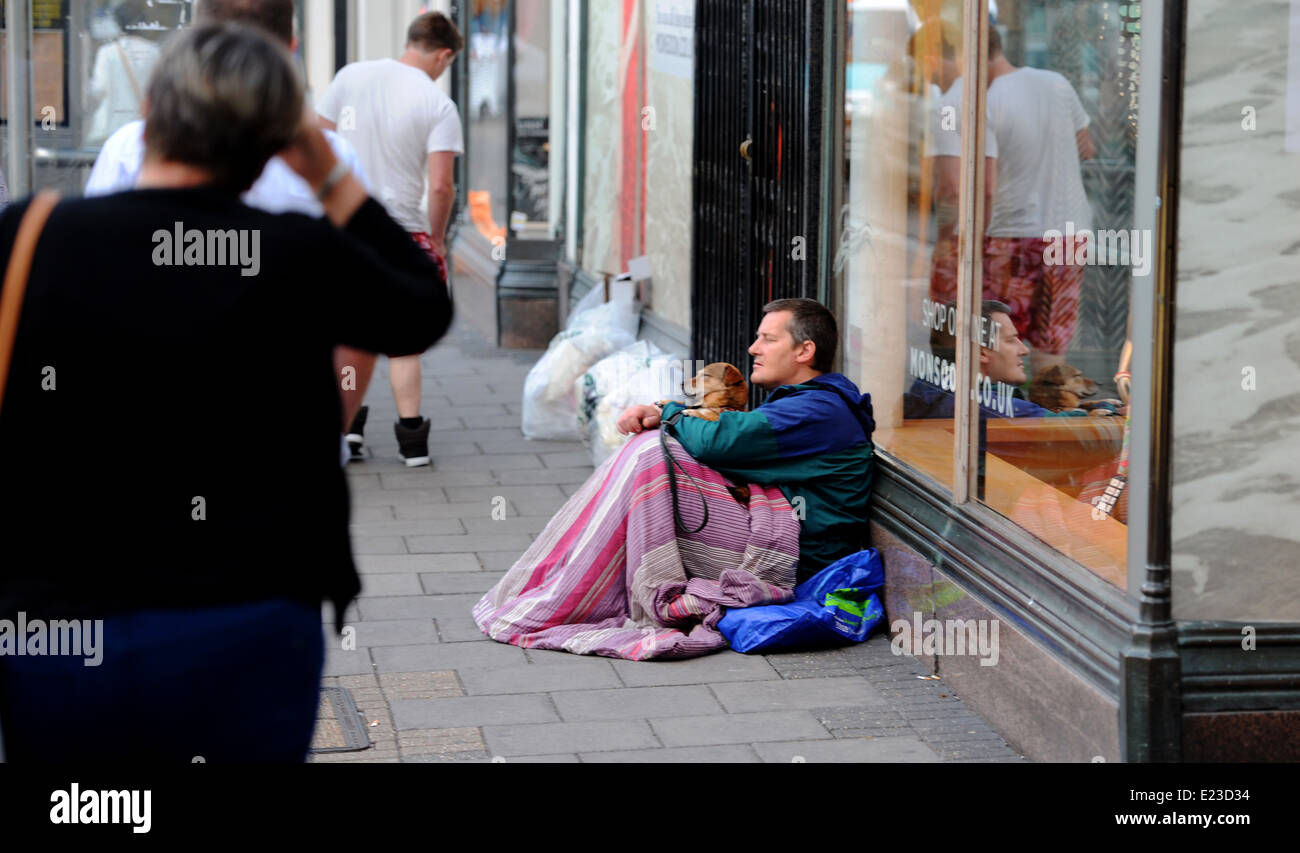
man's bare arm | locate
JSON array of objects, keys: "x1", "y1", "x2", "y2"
[
  {"x1": 931, "y1": 155, "x2": 997, "y2": 235},
  {"x1": 1076, "y1": 127, "x2": 1095, "y2": 160},
  {"x1": 427, "y1": 151, "x2": 456, "y2": 256}
]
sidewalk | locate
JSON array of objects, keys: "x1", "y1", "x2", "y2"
[{"x1": 312, "y1": 315, "x2": 1025, "y2": 763}]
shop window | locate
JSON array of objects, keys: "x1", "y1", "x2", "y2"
[
  {"x1": 840, "y1": 0, "x2": 1142, "y2": 587},
  {"x1": 465, "y1": 0, "x2": 509, "y2": 242}
]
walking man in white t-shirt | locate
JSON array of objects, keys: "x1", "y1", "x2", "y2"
[
  {"x1": 317, "y1": 12, "x2": 464, "y2": 467},
  {"x1": 929, "y1": 25, "x2": 1095, "y2": 374}
]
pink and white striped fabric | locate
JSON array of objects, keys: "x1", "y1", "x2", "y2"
[{"x1": 472, "y1": 430, "x2": 800, "y2": 660}]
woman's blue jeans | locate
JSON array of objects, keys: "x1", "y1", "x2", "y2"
[{"x1": 0, "y1": 598, "x2": 324, "y2": 763}]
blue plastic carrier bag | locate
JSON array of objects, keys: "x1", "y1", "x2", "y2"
[{"x1": 718, "y1": 548, "x2": 885, "y2": 654}]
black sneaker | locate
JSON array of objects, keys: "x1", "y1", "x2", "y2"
[
  {"x1": 345, "y1": 406, "x2": 368, "y2": 462},
  {"x1": 394, "y1": 418, "x2": 431, "y2": 467}
]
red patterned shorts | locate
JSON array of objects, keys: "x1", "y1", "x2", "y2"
[
  {"x1": 929, "y1": 233, "x2": 1087, "y2": 355},
  {"x1": 409, "y1": 232, "x2": 447, "y2": 283}
]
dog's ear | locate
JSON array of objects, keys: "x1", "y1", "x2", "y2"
[
  {"x1": 1037, "y1": 364, "x2": 1068, "y2": 386},
  {"x1": 723, "y1": 364, "x2": 745, "y2": 387}
]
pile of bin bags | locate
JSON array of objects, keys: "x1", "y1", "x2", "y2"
[
  {"x1": 520, "y1": 278, "x2": 688, "y2": 467},
  {"x1": 719, "y1": 548, "x2": 886, "y2": 653}
]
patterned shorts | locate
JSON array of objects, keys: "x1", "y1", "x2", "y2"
[
  {"x1": 409, "y1": 231, "x2": 448, "y2": 283},
  {"x1": 930, "y1": 234, "x2": 1087, "y2": 355}
]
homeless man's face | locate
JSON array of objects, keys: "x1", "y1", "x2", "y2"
[{"x1": 748, "y1": 310, "x2": 817, "y2": 390}]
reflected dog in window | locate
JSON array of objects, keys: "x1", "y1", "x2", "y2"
[{"x1": 1028, "y1": 364, "x2": 1125, "y2": 416}]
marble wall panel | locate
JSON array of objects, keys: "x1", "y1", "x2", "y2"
[{"x1": 1171, "y1": 0, "x2": 1300, "y2": 621}]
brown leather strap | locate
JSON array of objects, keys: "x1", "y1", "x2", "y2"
[{"x1": 0, "y1": 190, "x2": 61, "y2": 414}]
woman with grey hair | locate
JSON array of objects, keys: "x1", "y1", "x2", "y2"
[{"x1": 0, "y1": 23, "x2": 452, "y2": 762}]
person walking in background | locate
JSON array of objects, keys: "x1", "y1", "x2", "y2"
[
  {"x1": 84, "y1": 0, "x2": 160, "y2": 148},
  {"x1": 0, "y1": 23, "x2": 452, "y2": 762},
  {"x1": 317, "y1": 11, "x2": 465, "y2": 467},
  {"x1": 929, "y1": 24, "x2": 1095, "y2": 376},
  {"x1": 86, "y1": 0, "x2": 370, "y2": 219}
]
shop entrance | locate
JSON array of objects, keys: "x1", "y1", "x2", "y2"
[{"x1": 691, "y1": 0, "x2": 829, "y2": 404}]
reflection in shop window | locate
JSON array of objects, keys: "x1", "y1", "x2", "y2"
[
  {"x1": 466, "y1": 0, "x2": 509, "y2": 243},
  {"x1": 840, "y1": 1, "x2": 1141, "y2": 587}
]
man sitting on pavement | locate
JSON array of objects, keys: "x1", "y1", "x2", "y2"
[
  {"x1": 472, "y1": 298, "x2": 875, "y2": 660},
  {"x1": 617, "y1": 298, "x2": 876, "y2": 583}
]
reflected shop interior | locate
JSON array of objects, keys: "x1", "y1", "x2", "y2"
[{"x1": 840, "y1": 0, "x2": 1141, "y2": 588}]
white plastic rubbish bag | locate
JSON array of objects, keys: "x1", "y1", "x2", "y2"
[
  {"x1": 521, "y1": 290, "x2": 640, "y2": 440},
  {"x1": 576, "y1": 340, "x2": 690, "y2": 466}
]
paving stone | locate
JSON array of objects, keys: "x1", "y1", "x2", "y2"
[
  {"x1": 359, "y1": 595, "x2": 457, "y2": 620},
  {"x1": 334, "y1": 673, "x2": 379, "y2": 689},
  {"x1": 350, "y1": 519, "x2": 465, "y2": 537},
  {"x1": 392, "y1": 502, "x2": 506, "y2": 521},
  {"x1": 458, "y1": 660, "x2": 622, "y2": 695},
  {"x1": 537, "y1": 450, "x2": 594, "y2": 469},
  {"x1": 610, "y1": 653, "x2": 780, "y2": 687},
  {"x1": 380, "y1": 670, "x2": 463, "y2": 700},
  {"x1": 753, "y1": 737, "x2": 942, "y2": 763},
  {"x1": 405, "y1": 533, "x2": 537, "y2": 553},
  {"x1": 351, "y1": 535, "x2": 408, "y2": 555},
  {"x1": 651, "y1": 711, "x2": 829, "y2": 747},
  {"x1": 435, "y1": 616, "x2": 491, "y2": 643},
  {"x1": 461, "y1": 516, "x2": 554, "y2": 534},
  {"x1": 344, "y1": 473, "x2": 382, "y2": 490},
  {"x1": 553, "y1": 685, "x2": 725, "y2": 721},
  {"x1": 483, "y1": 721, "x2": 658, "y2": 756},
  {"x1": 419, "y1": 572, "x2": 501, "y2": 595},
  {"x1": 390, "y1": 469, "x2": 502, "y2": 488},
  {"x1": 350, "y1": 505, "x2": 395, "y2": 522},
  {"x1": 371, "y1": 640, "x2": 526, "y2": 672},
  {"x1": 355, "y1": 553, "x2": 481, "y2": 574},
  {"x1": 493, "y1": 753, "x2": 581, "y2": 763},
  {"x1": 502, "y1": 467, "x2": 594, "y2": 485},
  {"x1": 511, "y1": 498, "x2": 571, "y2": 516},
  {"x1": 476, "y1": 551, "x2": 525, "y2": 572},
  {"x1": 350, "y1": 488, "x2": 447, "y2": 506},
  {"x1": 813, "y1": 707, "x2": 911, "y2": 730},
  {"x1": 397, "y1": 727, "x2": 485, "y2": 756},
  {"x1": 439, "y1": 454, "x2": 545, "y2": 472},
  {"x1": 356, "y1": 574, "x2": 423, "y2": 597},
  {"x1": 451, "y1": 485, "x2": 566, "y2": 502},
  {"x1": 711, "y1": 677, "x2": 887, "y2": 713},
  {"x1": 579, "y1": 745, "x2": 762, "y2": 763},
  {"x1": 350, "y1": 619, "x2": 438, "y2": 647},
  {"x1": 391, "y1": 694, "x2": 558, "y2": 729},
  {"x1": 321, "y1": 645, "x2": 374, "y2": 677}
]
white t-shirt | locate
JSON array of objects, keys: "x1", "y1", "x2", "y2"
[
  {"x1": 316, "y1": 58, "x2": 464, "y2": 234},
  {"x1": 930, "y1": 67, "x2": 1093, "y2": 236},
  {"x1": 83, "y1": 119, "x2": 370, "y2": 217}
]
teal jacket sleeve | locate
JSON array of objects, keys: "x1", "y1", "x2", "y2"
[{"x1": 660, "y1": 401, "x2": 783, "y2": 467}]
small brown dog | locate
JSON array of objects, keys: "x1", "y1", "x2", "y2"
[
  {"x1": 658, "y1": 362, "x2": 749, "y2": 421},
  {"x1": 1028, "y1": 364, "x2": 1123, "y2": 416},
  {"x1": 658, "y1": 362, "x2": 751, "y2": 504}
]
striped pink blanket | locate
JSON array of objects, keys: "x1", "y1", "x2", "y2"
[{"x1": 472, "y1": 430, "x2": 800, "y2": 659}]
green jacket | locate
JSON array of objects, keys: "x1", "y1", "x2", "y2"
[{"x1": 661, "y1": 372, "x2": 875, "y2": 581}]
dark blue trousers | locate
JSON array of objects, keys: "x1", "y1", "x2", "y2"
[{"x1": 0, "y1": 598, "x2": 323, "y2": 763}]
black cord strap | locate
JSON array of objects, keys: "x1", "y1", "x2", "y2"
[{"x1": 659, "y1": 413, "x2": 709, "y2": 535}]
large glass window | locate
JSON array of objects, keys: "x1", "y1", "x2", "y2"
[
  {"x1": 465, "y1": 0, "x2": 509, "y2": 243},
  {"x1": 2, "y1": 0, "x2": 193, "y2": 198},
  {"x1": 841, "y1": 0, "x2": 1143, "y2": 587}
]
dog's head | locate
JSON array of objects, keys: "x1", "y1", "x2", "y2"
[
  {"x1": 1033, "y1": 364, "x2": 1098, "y2": 398},
  {"x1": 685, "y1": 362, "x2": 748, "y2": 411}
]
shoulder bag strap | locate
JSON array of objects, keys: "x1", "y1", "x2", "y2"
[{"x1": 0, "y1": 190, "x2": 61, "y2": 415}]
